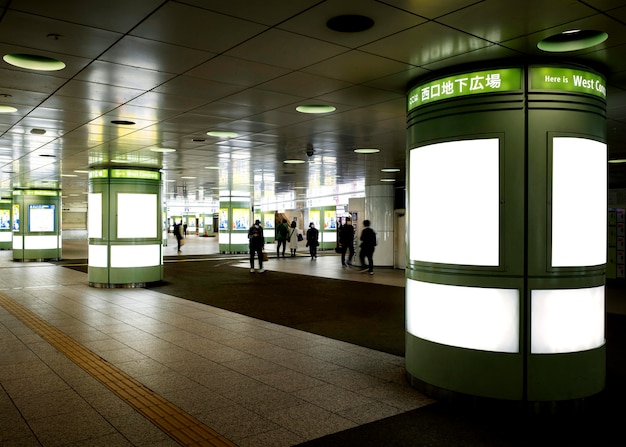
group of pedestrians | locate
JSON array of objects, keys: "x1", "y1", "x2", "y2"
[{"x1": 248, "y1": 217, "x2": 377, "y2": 274}]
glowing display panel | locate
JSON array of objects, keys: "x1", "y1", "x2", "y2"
[
  {"x1": 88, "y1": 193, "x2": 102, "y2": 239},
  {"x1": 552, "y1": 137, "x2": 607, "y2": 267},
  {"x1": 531, "y1": 287, "x2": 604, "y2": 353},
  {"x1": 406, "y1": 279, "x2": 519, "y2": 353},
  {"x1": 409, "y1": 139, "x2": 500, "y2": 266},
  {"x1": 117, "y1": 193, "x2": 157, "y2": 238}
]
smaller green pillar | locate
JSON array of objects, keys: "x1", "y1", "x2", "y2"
[{"x1": 12, "y1": 190, "x2": 61, "y2": 261}]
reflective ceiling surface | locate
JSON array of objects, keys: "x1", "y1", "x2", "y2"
[{"x1": 1, "y1": 0, "x2": 626, "y2": 205}]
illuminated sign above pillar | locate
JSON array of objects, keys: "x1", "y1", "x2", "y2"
[{"x1": 529, "y1": 66, "x2": 606, "y2": 99}]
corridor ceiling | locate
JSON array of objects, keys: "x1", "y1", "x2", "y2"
[{"x1": 1, "y1": 0, "x2": 626, "y2": 205}]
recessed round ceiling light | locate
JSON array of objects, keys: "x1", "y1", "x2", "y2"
[
  {"x1": 0, "y1": 105, "x2": 17, "y2": 113},
  {"x1": 296, "y1": 105, "x2": 336, "y2": 114},
  {"x1": 204, "y1": 166, "x2": 220, "y2": 170},
  {"x1": 111, "y1": 120, "x2": 135, "y2": 125},
  {"x1": 327, "y1": 15, "x2": 374, "y2": 33},
  {"x1": 608, "y1": 159, "x2": 626, "y2": 164},
  {"x1": 283, "y1": 159, "x2": 306, "y2": 164},
  {"x1": 381, "y1": 168, "x2": 400, "y2": 172},
  {"x1": 181, "y1": 176, "x2": 196, "y2": 179},
  {"x1": 30, "y1": 128, "x2": 46, "y2": 135},
  {"x1": 354, "y1": 148, "x2": 380, "y2": 154},
  {"x1": 537, "y1": 29, "x2": 608, "y2": 52},
  {"x1": 3, "y1": 53, "x2": 66, "y2": 71},
  {"x1": 150, "y1": 147, "x2": 176, "y2": 153},
  {"x1": 380, "y1": 178, "x2": 396, "y2": 182},
  {"x1": 206, "y1": 131, "x2": 238, "y2": 138}
]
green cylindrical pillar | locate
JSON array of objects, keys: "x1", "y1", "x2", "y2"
[
  {"x1": 88, "y1": 168, "x2": 163, "y2": 287},
  {"x1": 405, "y1": 63, "x2": 607, "y2": 407},
  {"x1": 12, "y1": 190, "x2": 61, "y2": 261},
  {"x1": 0, "y1": 198, "x2": 11, "y2": 250}
]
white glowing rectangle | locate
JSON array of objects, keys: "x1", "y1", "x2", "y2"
[
  {"x1": 552, "y1": 137, "x2": 607, "y2": 267},
  {"x1": 0, "y1": 231, "x2": 11, "y2": 242},
  {"x1": 218, "y1": 232, "x2": 229, "y2": 244},
  {"x1": 117, "y1": 193, "x2": 157, "y2": 238},
  {"x1": 409, "y1": 139, "x2": 500, "y2": 266},
  {"x1": 88, "y1": 193, "x2": 102, "y2": 239},
  {"x1": 28, "y1": 204, "x2": 55, "y2": 232},
  {"x1": 531, "y1": 287, "x2": 605, "y2": 354},
  {"x1": 24, "y1": 235, "x2": 58, "y2": 249},
  {"x1": 13, "y1": 235, "x2": 23, "y2": 249},
  {"x1": 88, "y1": 244, "x2": 108, "y2": 267},
  {"x1": 110, "y1": 244, "x2": 160, "y2": 268},
  {"x1": 231, "y1": 232, "x2": 249, "y2": 244},
  {"x1": 406, "y1": 279, "x2": 519, "y2": 353}
]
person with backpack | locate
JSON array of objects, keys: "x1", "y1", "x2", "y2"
[
  {"x1": 276, "y1": 218, "x2": 289, "y2": 258},
  {"x1": 248, "y1": 219, "x2": 265, "y2": 273}
]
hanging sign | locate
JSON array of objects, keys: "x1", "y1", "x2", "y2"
[{"x1": 529, "y1": 66, "x2": 606, "y2": 99}]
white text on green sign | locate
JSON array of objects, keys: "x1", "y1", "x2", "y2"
[
  {"x1": 530, "y1": 67, "x2": 606, "y2": 99},
  {"x1": 408, "y1": 68, "x2": 522, "y2": 111}
]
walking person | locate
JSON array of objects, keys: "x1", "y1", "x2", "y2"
[
  {"x1": 276, "y1": 218, "x2": 289, "y2": 258},
  {"x1": 306, "y1": 222, "x2": 319, "y2": 259},
  {"x1": 287, "y1": 220, "x2": 299, "y2": 257},
  {"x1": 359, "y1": 219, "x2": 377, "y2": 274},
  {"x1": 173, "y1": 220, "x2": 184, "y2": 254},
  {"x1": 338, "y1": 218, "x2": 355, "y2": 266},
  {"x1": 248, "y1": 219, "x2": 265, "y2": 273}
]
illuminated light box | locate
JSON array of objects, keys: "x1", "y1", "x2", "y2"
[
  {"x1": 88, "y1": 193, "x2": 102, "y2": 239},
  {"x1": 231, "y1": 232, "x2": 249, "y2": 244},
  {"x1": 218, "y1": 232, "x2": 229, "y2": 244},
  {"x1": 531, "y1": 286, "x2": 605, "y2": 354},
  {"x1": 406, "y1": 279, "x2": 519, "y2": 353},
  {"x1": 552, "y1": 137, "x2": 607, "y2": 267},
  {"x1": 111, "y1": 244, "x2": 160, "y2": 268},
  {"x1": 117, "y1": 193, "x2": 157, "y2": 238},
  {"x1": 13, "y1": 236, "x2": 23, "y2": 249},
  {"x1": 409, "y1": 138, "x2": 500, "y2": 266},
  {"x1": 28, "y1": 204, "x2": 56, "y2": 232},
  {"x1": 88, "y1": 244, "x2": 108, "y2": 267},
  {"x1": 24, "y1": 235, "x2": 58, "y2": 250},
  {"x1": 0, "y1": 232, "x2": 11, "y2": 242}
]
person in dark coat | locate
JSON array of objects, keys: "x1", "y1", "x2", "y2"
[
  {"x1": 359, "y1": 219, "x2": 377, "y2": 274},
  {"x1": 306, "y1": 222, "x2": 319, "y2": 259},
  {"x1": 248, "y1": 219, "x2": 265, "y2": 273},
  {"x1": 276, "y1": 218, "x2": 289, "y2": 258},
  {"x1": 338, "y1": 218, "x2": 355, "y2": 266},
  {"x1": 173, "y1": 220, "x2": 184, "y2": 254}
]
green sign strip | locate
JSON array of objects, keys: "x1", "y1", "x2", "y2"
[
  {"x1": 407, "y1": 68, "x2": 523, "y2": 111},
  {"x1": 12, "y1": 190, "x2": 59, "y2": 196},
  {"x1": 529, "y1": 66, "x2": 606, "y2": 99},
  {"x1": 89, "y1": 169, "x2": 160, "y2": 180}
]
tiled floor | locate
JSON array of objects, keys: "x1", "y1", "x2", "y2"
[{"x1": 0, "y1": 236, "x2": 432, "y2": 446}]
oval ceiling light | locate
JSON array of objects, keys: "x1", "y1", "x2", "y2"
[
  {"x1": 537, "y1": 29, "x2": 608, "y2": 52},
  {"x1": 381, "y1": 168, "x2": 400, "y2": 172},
  {"x1": 327, "y1": 15, "x2": 374, "y2": 33},
  {"x1": 3, "y1": 53, "x2": 66, "y2": 71},
  {"x1": 150, "y1": 147, "x2": 176, "y2": 153},
  {"x1": 207, "y1": 130, "x2": 238, "y2": 138},
  {"x1": 283, "y1": 159, "x2": 306, "y2": 164},
  {"x1": 354, "y1": 148, "x2": 380, "y2": 154},
  {"x1": 0, "y1": 105, "x2": 17, "y2": 113},
  {"x1": 111, "y1": 120, "x2": 135, "y2": 125},
  {"x1": 296, "y1": 105, "x2": 336, "y2": 114},
  {"x1": 30, "y1": 128, "x2": 47, "y2": 135},
  {"x1": 608, "y1": 159, "x2": 626, "y2": 164},
  {"x1": 380, "y1": 178, "x2": 397, "y2": 182},
  {"x1": 204, "y1": 166, "x2": 220, "y2": 170}
]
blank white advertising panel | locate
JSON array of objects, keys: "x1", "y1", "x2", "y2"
[
  {"x1": 409, "y1": 138, "x2": 500, "y2": 266},
  {"x1": 117, "y1": 193, "x2": 157, "y2": 238},
  {"x1": 88, "y1": 193, "x2": 102, "y2": 239},
  {"x1": 551, "y1": 137, "x2": 607, "y2": 267}
]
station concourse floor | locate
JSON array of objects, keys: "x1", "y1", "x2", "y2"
[{"x1": 1, "y1": 234, "x2": 625, "y2": 446}]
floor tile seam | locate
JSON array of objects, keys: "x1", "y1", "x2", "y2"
[{"x1": 0, "y1": 291, "x2": 239, "y2": 447}]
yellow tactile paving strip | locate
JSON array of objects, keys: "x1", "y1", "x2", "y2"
[{"x1": 0, "y1": 292, "x2": 237, "y2": 447}]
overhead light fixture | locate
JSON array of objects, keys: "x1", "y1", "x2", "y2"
[
  {"x1": 0, "y1": 105, "x2": 17, "y2": 113},
  {"x1": 111, "y1": 120, "x2": 135, "y2": 125},
  {"x1": 207, "y1": 131, "x2": 238, "y2": 138},
  {"x1": 150, "y1": 147, "x2": 176, "y2": 153},
  {"x1": 30, "y1": 128, "x2": 46, "y2": 135},
  {"x1": 283, "y1": 159, "x2": 306, "y2": 164},
  {"x1": 38, "y1": 154, "x2": 56, "y2": 158},
  {"x1": 380, "y1": 178, "x2": 396, "y2": 182},
  {"x1": 537, "y1": 29, "x2": 608, "y2": 52},
  {"x1": 381, "y1": 168, "x2": 400, "y2": 172},
  {"x1": 181, "y1": 176, "x2": 196, "y2": 179},
  {"x1": 327, "y1": 14, "x2": 374, "y2": 33},
  {"x1": 3, "y1": 53, "x2": 66, "y2": 71},
  {"x1": 204, "y1": 166, "x2": 220, "y2": 170},
  {"x1": 296, "y1": 105, "x2": 336, "y2": 114},
  {"x1": 354, "y1": 148, "x2": 380, "y2": 154},
  {"x1": 609, "y1": 159, "x2": 626, "y2": 164},
  {"x1": 61, "y1": 174, "x2": 78, "y2": 177}
]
